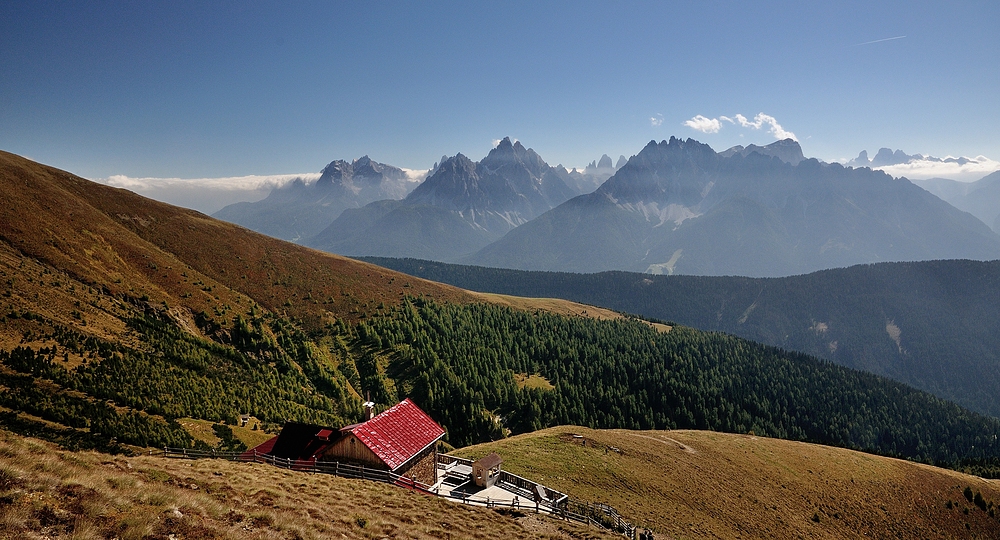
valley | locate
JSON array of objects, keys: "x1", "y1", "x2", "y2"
[{"x1": 2, "y1": 150, "x2": 1000, "y2": 537}]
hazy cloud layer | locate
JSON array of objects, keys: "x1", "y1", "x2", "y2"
[
  {"x1": 97, "y1": 169, "x2": 430, "y2": 214},
  {"x1": 875, "y1": 156, "x2": 1000, "y2": 182},
  {"x1": 684, "y1": 112, "x2": 797, "y2": 141},
  {"x1": 97, "y1": 172, "x2": 322, "y2": 214}
]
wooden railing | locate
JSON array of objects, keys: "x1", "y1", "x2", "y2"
[
  {"x1": 158, "y1": 447, "x2": 640, "y2": 538},
  {"x1": 158, "y1": 447, "x2": 431, "y2": 491}
]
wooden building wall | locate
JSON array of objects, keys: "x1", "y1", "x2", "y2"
[
  {"x1": 322, "y1": 433, "x2": 440, "y2": 486},
  {"x1": 322, "y1": 433, "x2": 386, "y2": 469}
]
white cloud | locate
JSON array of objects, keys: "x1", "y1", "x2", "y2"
[
  {"x1": 650, "y1": 113, "x2": 664, "y2": 127},
  {"x1": 874, "y1": 156, "x2": 1000, "y2": 182},
  {"x1": 683, "y1": 115, "x2": 721, "y2": 134},
  {"x1": 683, "y1": 112, "x2": 797, "y2": 141},
  {"x1": 401, "y1": 168, "x2": 430, "y2": 183},
  {"x1": 492, "y1": 139, "x2": 502, "y2": 148},
  {"x1": 95, "y1": 172, "x2": 321, "y2": 214},
  {"x1": 733, "y1": 113, "x2": 797, "y2": 141},
  {"x1": 102, "y1": 172, "x2": 320, "y2": 192}
]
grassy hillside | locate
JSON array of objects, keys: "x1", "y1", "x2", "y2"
[
  {"x1": 456, "y1": 426, "x2": 1000, "y2": 539},
  {"x1": 0, "y1": 150, "x2": 615, "y2": 451},
  {"x1": 0, "y1": 429, "x2": 613, "y2": 540},
  {"x1": 361, "y1": 257, "x2": 1000, "y2": 418}
]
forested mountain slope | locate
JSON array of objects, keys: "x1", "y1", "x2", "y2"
[
  {"x1": 2, "y1": 150, "x2": 1000, "y2": 478},
  {"x1": 362, "y1": 257, "x2": 1000, "y2": 419}
]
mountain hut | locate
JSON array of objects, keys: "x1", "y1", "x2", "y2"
[{"x1": 245, "y1": 398, "x2": 446, "y2": 486}]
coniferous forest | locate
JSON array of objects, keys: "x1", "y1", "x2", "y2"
[
  {"x1": 4, "y1": 296, "x2": 1000, "y2": 476},
  {"x1": 361, "y1": 257, "x2": 1000, "y2": 419}
]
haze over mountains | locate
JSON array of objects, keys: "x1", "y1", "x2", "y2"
[
  {"x1": 913, "y1": 171, "x2": 1000, "y2": 233},
  {"x1": 208, "y1": 136, "x2": 1000, "y2": 278},
  {"x1": 307, "y1": 137, "x2": 582, "y2": 261},
  {"x1": 213, "y1": 156, "x2": 421, "y2": 242}
]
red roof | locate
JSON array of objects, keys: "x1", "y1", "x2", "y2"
[
  {"x1": 241, "y1": 434, "x2": 278, "y2": 460},
  {"x1": 348, "y1": 398, "x2": 445, "y2": 470}
]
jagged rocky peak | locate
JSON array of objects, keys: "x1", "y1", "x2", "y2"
[
  {"x1": 435, "y1": 153, "x2": 477, "y2": 175},
  {"x1": 870, "y1": 148, "x2": 915, "y2": 167},
  {"x1": 584, "y1": 154, "x2": 616, "y2": 174},
  {"x1": 848, "y1": 150, "x2": 871, "y2": 168},
  {"x1": 316, "y1": 155, "x2": 407, "y2": 187},
  {"x1": 480, "y1": 137, "x2": 550, "y2": 178},
  {"x1": 615, "y1": 155, "x2": 628, "y2": 169},
  {"x1": 719, "y1": 138, "x2": 804, "y2": 165}
]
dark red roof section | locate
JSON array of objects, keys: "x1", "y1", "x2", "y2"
[
  {"x1": 241, "y1": 435, "x2": 278, "y2": 460},
  {"x1": 349, "y1": 398, "x2": 445, "y2": 470},
  {"x1": 267, "y1": 422, "x2": 338, "y2": 461}
]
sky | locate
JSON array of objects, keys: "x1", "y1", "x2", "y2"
[{"x1": 2, "y1": 1, "x2": 999, "y2": 212}]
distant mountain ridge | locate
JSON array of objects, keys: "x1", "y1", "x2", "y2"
[
  {"x1": 213, "y1": 155, "x2": 418, "y2": 242},
  {"x1": 307, "y1": 137, "x2": 580, "y2": 260},
  {"x1": 848, "y1": 147, "x2": 980, "y2": 168},
  {"x1": 565, "y1": 153, "x2": 626, "y2": 193},
  {"x1": 719, "y1": 138, "x2": 805, "y2": 165},
  {"x1": 914, "y1": 171, "x2": 1000, "y2": 233},
  {"x1": 469, "y1": 137, "x2": 1000, "y2": 276}
]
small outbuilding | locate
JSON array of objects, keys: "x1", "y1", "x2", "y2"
[{"x1": 471, "y1": 452, "x2": 503, "y2": 488}]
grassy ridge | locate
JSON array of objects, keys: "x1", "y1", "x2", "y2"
[
  {"x1": 455, "y1": 426, "x2": 1000, "y2": 539},
  {"x1": 0, "y1": 429, "x2": 613, "y2": 540}
]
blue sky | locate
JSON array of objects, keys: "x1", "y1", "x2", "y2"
[{"x1": 2, "y1": 1, "x2": 998, "y2": 184}]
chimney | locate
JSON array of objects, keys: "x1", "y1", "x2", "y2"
[{"x1": 363, "y1": 401, "x2": 375, "y2": 421}]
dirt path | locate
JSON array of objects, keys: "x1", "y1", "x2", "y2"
[{"x1": 625, "y1": 432, "x2": 697, "y2": 454}]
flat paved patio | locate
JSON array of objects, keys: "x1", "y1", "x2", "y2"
[{"x1": 432, "y1": 460, "x2": 543, "y2": 511}]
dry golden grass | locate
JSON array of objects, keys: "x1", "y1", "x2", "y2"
[
  {"x1": 455, "y1": 426, "x2": 1000, "y2": 539},
  {"x1": 0, "y1": 429, "x2": 616, "y2": 540},
  {"x1": 466, "y1": 293, "x2": 624, "y2": 321},
  {"x1": 514, "y1": 373, "x2": 556, "y2": 392}
]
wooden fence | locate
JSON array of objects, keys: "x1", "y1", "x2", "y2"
[{"x1": 159, "y1": 447, "x2": 639, "y2": 537}]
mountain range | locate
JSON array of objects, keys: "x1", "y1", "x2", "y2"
[
  {"x1": 213, "y1": 156, "x2": 419, "y2": 242},
  {"x1": 913, "y1": 171, "x2": 1000, "y2": 233},
  {"x1": 470, "y1": 137, "x2": 1000, "y2": 276},
  {"x1": 848, "y1": 147, "x2": 981, "y2": 168},
  {"x1": 306, "y1": 137, "x2": 581, "y2": 260}
]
